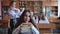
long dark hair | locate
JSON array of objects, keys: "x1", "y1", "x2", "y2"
[
  {"x1": 17, "y1": 10, "x2": 39, "y2": 30},
  {"x1": 19, "y1": 10, "x2": 31, "y2": 24}
]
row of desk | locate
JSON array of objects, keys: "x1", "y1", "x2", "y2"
[
  {"x1": 0, "y1": 16, "x2": 60, "y2": 34},
  {"x1": 37, "y1": 16, "x2": 60, "y2": 34}
]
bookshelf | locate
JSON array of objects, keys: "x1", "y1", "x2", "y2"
[
  {"x1": 2, "y1": 0, "x2": 58, "y2": 16},
  {"x1": 27, "y1": 1, "x2": 34, "y2": 7},
  {"x1": 34, "y1": 1, "x2": 42, "y2": 16},
  {"x1": 51, "y1": 6, "x2": 58, "y2": 16},
  {"x1": 26, "y1": 1, "x2": 34, "y2": 11},
  {"x1": 19, "y1": 1, "x2": 42, "y2": 16},
  {"x1": 19, "y1": 1, "x2": 26, "y2": 8}
]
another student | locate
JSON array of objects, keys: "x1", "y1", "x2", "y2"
[
  {"x1": 50, "y1": 11, "x2": 56, "y2": 16},
  {"x1": 38, "y1": 12, "x2": 49, "y2": 23},
  {"x1": 34, "y1": 15, "x2": 39, "y2": 23},
  {"x1": 8, "y1": 1, "x2": 25, "y2": 34},
  {"x1": 8, "y1": 1, "x2": 20, "y2": 34},
  {"x1": 12, "y1": 10, "x2": 40, "y2": 34}
]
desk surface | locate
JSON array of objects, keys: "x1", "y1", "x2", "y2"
[
  {"x1": 37, "y1": 16, "x2": 60, "y2": 29},
  {"x1": 37, "y1": 23, "x2": 56, "y2": 28},
  {"x1": 48, "y1": 16, "x2": 60, "y2": 23}
]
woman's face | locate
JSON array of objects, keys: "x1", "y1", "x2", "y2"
[
  {"x1": 24, "y1": 12, "x2": 30, "y2": 22},
  {"x1": 12, "y1": 2, "x2": 16, "y2": 7}
]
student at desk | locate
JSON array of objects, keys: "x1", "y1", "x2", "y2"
[
  {"x1": 50, "y1": 11, "x2": 56, "y2": 16},
  {"x1": 38, "y1": 12, "x2": 49, "y2": 23},
  {"x1": 33, "y1": 15, "x2": 39, "y2": 23}
]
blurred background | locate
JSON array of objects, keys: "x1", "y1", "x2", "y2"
[{"x1": 0, "y1": 0, "x2": 60, "y2": 34}]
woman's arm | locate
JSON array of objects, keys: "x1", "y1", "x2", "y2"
[
  {"x1": 20, "y1": 8, "x2": 25, "y2": 16},
  {"x1": 31, "y1": 25, "x2": 40, "y2": 34},
  {"x1": 12, "y1": 25, "x2": 20, "y2": 34},
  {"x1": 12, "y1": 23, "x2": 25, "y2": 34}
]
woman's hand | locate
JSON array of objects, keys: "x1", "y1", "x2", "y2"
[
  {"x1": 20, "y1": 22, "x2": 32, "y2": 27},
  {"x1": 12, "y1": 24, "x2": 21, "y2": 34}
]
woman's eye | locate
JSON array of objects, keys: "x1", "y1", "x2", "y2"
[{"x1": 29, "y1": 16, "x2": 30, "y2": 17}]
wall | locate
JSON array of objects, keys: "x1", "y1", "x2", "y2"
[
  {"x1": 2, "y1": 0, "x2": 10, "y2": 6},
  {"x1": 42, "y1": 1, "x2": 58, "y2": 6},
  {"x1": 2, "y1": 0, "x2": 19, "y2": 8}
]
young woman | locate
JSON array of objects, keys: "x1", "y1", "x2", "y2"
[
  {"x1": 8, "y1": 1, "x2": 20, "y2": 34},
  {"x1": 12, "y1": 10, "x2": 40, "y2": 34},
  {"x1": 8, "y1": 1, "x2": 25, "y2": 34}
]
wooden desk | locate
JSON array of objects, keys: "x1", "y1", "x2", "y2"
[
  {"x1": 48, "y1": 16, "x2": 60, "y2": 28},
  {"x1": 48, "y1": 16, "x2": 60, "y2": 23},
  {"x1": 0, "y1": 15, "x2": 10, "y2": 28},
  {"x1": 37, "y1": 23, "x2": 56, "y2": 28},
  {"x1": 37, "y1": 23, "x2": 56, "y2": 34}
]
